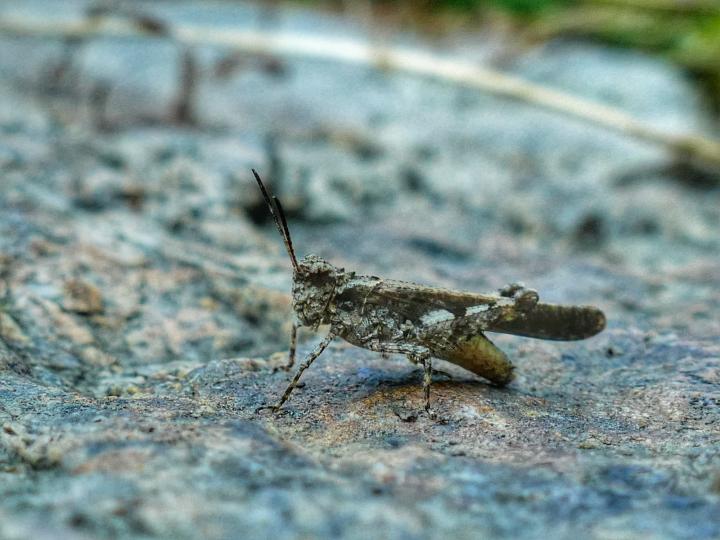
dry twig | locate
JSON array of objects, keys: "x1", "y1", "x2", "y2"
[{"x1": 2, "y1": 14, "x2": 720, "y2": 168}]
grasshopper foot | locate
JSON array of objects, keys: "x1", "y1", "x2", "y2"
[
  {"x1": 254, "y1": 404, "x2": 281, "y2": 415},
  {"x1": 272, "y1": 364, "x2": 292, "y2": 374}
]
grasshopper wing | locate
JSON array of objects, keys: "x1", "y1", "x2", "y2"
[
  {"x1": 340, "y1": 277, "x2": 605, "y2": 340},
  {"x1": 336, "y1": 277, "x2": 516, "y2": 385},
  {"x1": 339, "y1": 277, "x2": 499, "y2": 322},
  {"x1": 336, "y1": 277, "x2": 604, "y2": 386}
]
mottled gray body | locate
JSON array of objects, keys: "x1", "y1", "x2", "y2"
[
  {"x1": 252, "y1": 169, "x2": 605, "y2": 415},
  {"x1": 276, "y1": 254, "x2": 605, "y2": 414}
]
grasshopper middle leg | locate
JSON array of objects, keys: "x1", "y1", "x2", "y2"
[
  {"x1": 406, "y1": 355, "x2": 452, "y2": 379},
  {"x1": 408, "y1": 352, "x2": 433, "y2": 415}
]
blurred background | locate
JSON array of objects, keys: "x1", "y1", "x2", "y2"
[
  {"x1": 1, "y1": 0, "x2": 718, "y2": 371},
  {"x1": 1, "y1": 2, "x2": 719, "y2": 538}
]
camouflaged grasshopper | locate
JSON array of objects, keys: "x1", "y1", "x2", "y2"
[{"x1": 253, "y1": 170, "x2": 605, "y2": 415}]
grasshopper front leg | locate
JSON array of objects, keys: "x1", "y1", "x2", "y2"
[
  {"x1": 285, "y1": 323, "x2": 298, "y2": 370},
  {"x1": 270, "y1": 331, "x2": 335, "y2": 412}
]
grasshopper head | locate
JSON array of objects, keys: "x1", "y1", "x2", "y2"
[{"x1": 292, "y1": 254, "x2": 343, "y2": 327}]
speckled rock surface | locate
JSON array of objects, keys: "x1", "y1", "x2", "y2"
[{"x1": 0, "y1": 1, "x2": 719, "y2": 539}]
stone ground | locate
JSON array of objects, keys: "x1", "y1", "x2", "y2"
[{"x1": 0, "y1": 1, "x2": 719, "y2": 539}]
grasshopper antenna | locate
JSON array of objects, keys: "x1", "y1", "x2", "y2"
[
  {"x1": 272, "y1": 194, "x2": 298, "y2": 270},
  {"x1": 252, "y1": 169, "x2": 299, "y2": 272}
]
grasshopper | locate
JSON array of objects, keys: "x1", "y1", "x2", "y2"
[{"x1": 252, "y1": 170, "x2": 605, "y2": 415}]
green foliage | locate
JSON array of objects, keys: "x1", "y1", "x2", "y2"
[
  {"x1": 675, "y1": 14, "x2": 720, "y2": 68},
  {"x1": 298, "y1": 0, "x2": 720, "y2": 105},
  {"x1": 411, "y1": 0, "x2": 566, "y2": 16},
  {"x1": 484, "y1": 0, "x2": 566, "y2": 15},
  {"x1": 426, "y1": 0, "x2": 720, "y2": 105}
]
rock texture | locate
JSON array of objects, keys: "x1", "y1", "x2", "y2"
[{"x1": 0, "y1": 1, "x2": 719, "y2": 539}]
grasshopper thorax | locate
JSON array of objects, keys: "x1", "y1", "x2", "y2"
[{"x1": 292, "y1": 254, "x2": 346, "y2": 327}]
